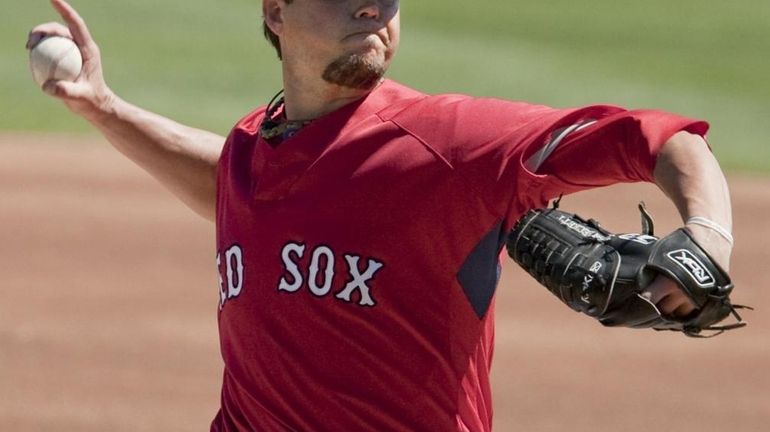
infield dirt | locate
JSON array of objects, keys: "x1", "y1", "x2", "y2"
[{"x1": 1, "y1": 134, "x2": 767, "y2": 431}]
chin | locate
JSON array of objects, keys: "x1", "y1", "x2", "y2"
[{"x1": 322, "y1": 51, "x2": 388, "y2": 90}]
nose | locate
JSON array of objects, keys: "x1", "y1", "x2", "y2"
[{"x1": 355, "y1": 2, "x2": 380, "y2": 20}]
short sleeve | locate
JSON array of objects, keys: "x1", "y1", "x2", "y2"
[
  {"x1": 386, "y1": 95, "x2": 709, "y2": 231},
  {"x1": 458, "y1": 103, "x2": 709, "y2": 229}
]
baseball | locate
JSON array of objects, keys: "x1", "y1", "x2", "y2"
[{"x1": 29, "y1": 35, "x2": 83, "y2": 87}]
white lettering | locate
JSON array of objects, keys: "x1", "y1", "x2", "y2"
[
  {"x1": 558, "y1": 215, "x2": 611, "y2": 242},
  {"x1": 336, "y1": 255, "x2": 383, "y2": 307},
  {"x1": 674, "y1": 252, "x2": 708, "y2": 282},
  {"x1": 666, "y1": 249, "x2": 715, "y2": 287},
  {"x1": 216, "y1": 253, "x2": 226, "y2": 309},
  {"x1": 278, "y1": 242, "x2": 306, "y2": 292},
  {"x1": 589, "y1": 261, "x2": 603, "y2": 273},
  {"x1": 618, "y1": 233, "x2": 658, "y2": 245},
  {"x1": 217, "y1": 244, "x2": 246, "y2": 309},
  {"x1": 225, "y1": 245, "x2": 244, "y2": 298},
  {"x1": 308, "y1": 246, "x2": 335, "y2": 297}
]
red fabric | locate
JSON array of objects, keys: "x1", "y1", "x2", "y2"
[{"x1": 211, "y1": 80, "x2": 708, "y2": 431}]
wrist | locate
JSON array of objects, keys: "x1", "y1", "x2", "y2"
[
  {"x1": 684, "y1": 223, "x2": 732, "y2": 272},
  {"x1": 82, "y1": 89, "x2": 119, "y2": 125}
]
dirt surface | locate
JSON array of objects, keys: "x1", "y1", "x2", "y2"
[{"x1": 1, "y1": 134, "x2": 767, "y2": 431}]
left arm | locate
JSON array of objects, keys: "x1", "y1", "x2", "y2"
[{"x1": 646, "y1": 131, "x2": 733, "y2": 317}]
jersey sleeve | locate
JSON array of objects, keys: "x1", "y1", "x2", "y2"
[{"x1": 454, "y1": 101, "x2": 708, "y2": 229}]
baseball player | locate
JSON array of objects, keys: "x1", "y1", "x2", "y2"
[{"x1": 29, "y1": 0, "x2": 737, "y2": 431}]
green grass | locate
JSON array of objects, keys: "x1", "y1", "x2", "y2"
[{"x1": 2, "y1": 0, "x2": 768, "y2": 172}]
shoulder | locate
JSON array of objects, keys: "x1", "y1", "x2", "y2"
[
  {"x1": 231, "y1": 105, "x2": 269, "y2": 137},
  {"x1": 221, "y1": 105, "x2": 269, "y2": 156},
  {"x1": 217, "y1": 105, "x2": 269, "y2": 170},
  {"x1": 376, "y1": 89, "x2": 556, "y2": 157},
  {"x1": 380, "y1": 92, "x2": 549, "y2": 123}
]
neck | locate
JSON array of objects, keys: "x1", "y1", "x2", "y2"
[{"x1": 281, "y1": 62, "x2": 374, "y2": 121}]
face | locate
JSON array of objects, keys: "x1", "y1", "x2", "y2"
[{"x1": 266, "y1": 0, "x2": 401, "y2": 90}]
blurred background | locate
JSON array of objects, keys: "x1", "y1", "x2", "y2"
[
  {"x1": 1, "y1": 1, "x2": 768, "y2": 431},
  {"x1": 3, "y1": 0, "x2": 769, "y2": 170}
]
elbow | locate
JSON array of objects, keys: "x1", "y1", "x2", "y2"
[{"x1": 654, "y1": 131, "x2": 712, "y2": 186}]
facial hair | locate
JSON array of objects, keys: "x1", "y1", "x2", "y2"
[{"x1": 321, "y1": 52, "x2": 386, "y2": 90}]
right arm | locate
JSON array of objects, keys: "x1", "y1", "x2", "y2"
[{"x1": 28, "y1": 0, "x2": 224, "y2": 221}]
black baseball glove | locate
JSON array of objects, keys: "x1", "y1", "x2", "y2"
[{"x1": 506, "y1": 201, "x2": 750, "y2": 337}]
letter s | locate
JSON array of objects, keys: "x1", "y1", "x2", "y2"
[{"x1": 278, "y1": 242, "x2": 305, "y2": 292}]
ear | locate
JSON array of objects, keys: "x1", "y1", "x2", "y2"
[{"x1": 263, "y1": 0, "x2": 286, "y2": 36}]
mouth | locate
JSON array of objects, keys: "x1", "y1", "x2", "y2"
[{"x1": 345, "y1": 30, "x2": 389, "y2": 46}]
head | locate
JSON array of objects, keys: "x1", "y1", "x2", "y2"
[{"x1": 263, "y1": 0, "x2": 400, "y2": 90}]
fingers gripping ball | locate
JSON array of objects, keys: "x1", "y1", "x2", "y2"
[
  {"x1": 506, "y1": 202, "x2": 751, "y2": 337},
  {"x1": 29, "y1": 36, "x2": 83, "y2": 87}
]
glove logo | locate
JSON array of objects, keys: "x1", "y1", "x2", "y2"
[
  {"x1": 618, "y1": 233, "x2": 657, "y2": 245},
  {"x1": 589, "y1": 261, "x2": 603, "y2": 273},
  {"x1": 557, "y1": 215, "x2": 611, "y2": 241},
  {"x1": 666, "y1": 249, "x2": 715, "y2": 288},
  {"x1": 581, "y1": 261, "x2": 603, "y2": 304}
]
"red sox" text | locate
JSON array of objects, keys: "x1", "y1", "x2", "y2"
[{"x1": 216, "y1": 242, "x2": 385, "y2": 309}]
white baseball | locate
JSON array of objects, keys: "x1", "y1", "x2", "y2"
[{"x1": 29, "y1": 36, "x2": 83, "y2": 87}]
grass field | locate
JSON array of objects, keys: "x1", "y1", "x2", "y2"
[{"x1": 2, "y1": 0, "x2": 769, "y2": 172}]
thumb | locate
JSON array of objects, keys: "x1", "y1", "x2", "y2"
[{"x1": 42, "y1": 79, "x2": 89, "y2": 100}]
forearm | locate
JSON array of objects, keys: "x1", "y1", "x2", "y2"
[
  {"x1": 28, "y1": 0, "x2": 224, "y2": 222},
  {"x1": 653, "y1": 131, "x2": 732, "y2": 268},
  {"x1": 85, "y1": 95, "x2": 224, "y2": 221}
]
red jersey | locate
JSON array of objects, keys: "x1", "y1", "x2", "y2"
[{"x1": 212, "y1": 80, "x2": 708, "y2": 431}]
